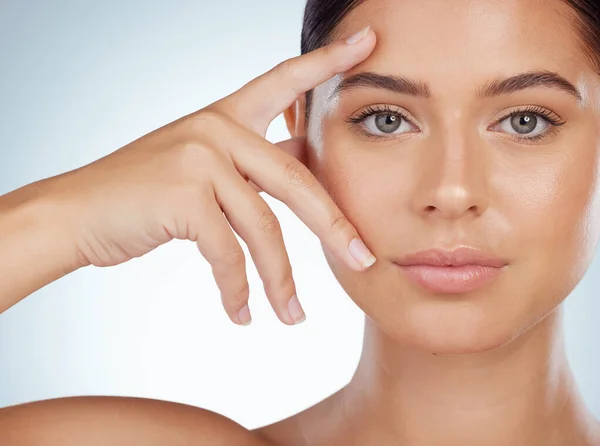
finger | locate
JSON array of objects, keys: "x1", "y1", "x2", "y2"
[
  {"x1": 248, "y1": 136, "x2": 308, "y2": 193},
  {"x1": 210, "y1": 156, "x2": 304, "y2": 325},
  {"x1": 216, "y1": 123, "x2": 377, "y2": 273},
  {"x1": 275, "y1": 136, "x2": 308, "y2": 164},
  {"x1": 247, "y1": 180, "x2": 262, "y2": 193},
  {"x1": 193, "y1": 191, "x2": 253, "y2": 326},
  {"x1": 220, "y1": 26, "x2": 375, "y2": 133}
]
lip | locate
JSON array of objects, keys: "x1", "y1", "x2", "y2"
[{"x1": 394, "y1": 247, "x2": 508, "y2": 294}]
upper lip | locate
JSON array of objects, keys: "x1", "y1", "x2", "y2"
[{"x1": 395, "y1": 247, "x2": 508, "y2": 268}]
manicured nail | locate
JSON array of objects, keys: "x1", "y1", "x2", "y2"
[
  {"x1": 345, "y1": 26, "x2": 371, "y2": 45},
  {"x1": 287, "y1": 294, "x2": 306, "y2": 324},
  {"x1": 238, "y1": 304, "x2": 252, "y2": 326},
  {"x1": 349, "y1": 237, "x2": 377, "y2": 269}
]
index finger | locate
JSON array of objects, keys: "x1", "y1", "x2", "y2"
[
  {"x1": 220, "y1": 26, "x2": 376, "y2": 133},
  {"x1": 215, "y1": 124, "x2": 377, "y2": 272}
]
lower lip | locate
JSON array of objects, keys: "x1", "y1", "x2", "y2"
[{"x1": 396, "y1": 264, "x2": 505, "y2": 294}]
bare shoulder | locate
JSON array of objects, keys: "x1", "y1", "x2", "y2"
[{"x1": 0, "y1": 396, "x2": 276, "y2": 446}]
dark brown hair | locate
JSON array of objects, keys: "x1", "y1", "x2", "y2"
[
  {"x1": 301, "y1": 0, "x2": 600, "y2": 120},
  {"x1": 565, "y1": 0, "x2": 600, "y2": 73}
]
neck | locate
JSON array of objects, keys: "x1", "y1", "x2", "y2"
[{"x1": 333, "y1": 306, "x2": 598, "y2": 446}]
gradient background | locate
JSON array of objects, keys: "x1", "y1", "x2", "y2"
[{"x1": 0, "y1": 0, "x2": 598, "y2": 429}]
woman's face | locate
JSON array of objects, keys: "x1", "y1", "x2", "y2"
[{"x1": 290, "y1": 0, "x2": 600, "y2": 354}]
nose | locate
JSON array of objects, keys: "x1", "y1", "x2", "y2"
[{"x1": 411, "y1": 129, "x2": 490, "y2": 220}]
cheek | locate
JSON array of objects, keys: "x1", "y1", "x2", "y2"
[
  {"x1": 308, "y1": 141, "x2": 394, "y2": 240},
  {"x1": 502, "y1": 143, "x2": 600, "y2": 290},
  {"x1": 309, "y1": 142, "x2": 414, "y2": 328}
]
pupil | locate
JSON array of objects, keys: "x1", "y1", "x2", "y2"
[
  {"x1": 511, "y1": 114, "x2": 537, "y2": 134},
  {"x1": 375, "y1": 114, "x2": 401, "y2": 133}
]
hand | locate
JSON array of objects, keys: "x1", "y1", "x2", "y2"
[{"x1": 55, "y1": 25, "x2": 377, "y2": 326}]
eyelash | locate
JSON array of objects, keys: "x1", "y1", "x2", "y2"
[{"x1": 345, "y1": 104, "x2": 567, "y2": 143}]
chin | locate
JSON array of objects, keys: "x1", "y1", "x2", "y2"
[
  {"x1": 408, "y1": 304, "x2": 540, "y2": 355},
  {"x1": 372, "y1": 296, "x2": 533, "y2": 355}
]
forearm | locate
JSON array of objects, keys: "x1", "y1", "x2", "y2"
[{"x1": 0, "y1": 176, "x2": 84, "y2": 314}]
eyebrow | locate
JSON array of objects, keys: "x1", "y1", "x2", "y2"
[{"x1": 329, "y1": 70, "x2": 583, "y2": 102}]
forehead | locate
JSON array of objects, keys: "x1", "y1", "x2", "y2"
[{"x1": 332, "y1": 0, "x2": 589, "y2": 84}]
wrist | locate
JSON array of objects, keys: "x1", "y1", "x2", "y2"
[
  {"x1": 0, "y1": 176, "x2": 87, "y2": 311},
  {"x1": 26, "y1": 175, "x2": 91, "y2": 271}
]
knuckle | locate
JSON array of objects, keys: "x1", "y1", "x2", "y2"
[
  {"x1": 273, "y1": 58, "x2": 302, "y2": 84},
  {"x1": 226, "y1": 282, "x2": 250, "y2": 308},
  {"x1": 192, "y1": 107, "x2": 227, "y2": 129},
  {"x1": 159, "y1": 141, "x2": 202, "y2": 181},
  {"x1": 330, "y1": 213, "x2": 351, "y2": 233},
  {"x1": 186, "y1": 108, "x2": 230, "y2": 142},
  {"x1": 174, "y1": 141, "x2": 204, "y2": 161},
  {"x1": 189, "y1": 184, "x2": 215, "y2": 209},
  {"x1": 213, "y1": 245, "x2": 246, "y2": 269},
  {"x1": 263, "y1": 271, "x2": 294, "y2": 301},
  {"x1": 174, "y1": 140, "x2": 222, "y2": 176},
  {"x1": 284, "y1": 158, "x2": 314, "y2": 190},
  {"x1": 255, "y1": 207, "x2": 281, "y2": 235}
]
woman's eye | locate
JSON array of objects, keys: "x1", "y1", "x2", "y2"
[
  {"x1": 362, "y1": 113, "x2": 415, "y2": 136},
  {"x1": 495, "y1": 112, "x2": 551, "y2": 138},
  {"x1": 348, "y1": 106, "x2": 564, "y2": 142}
]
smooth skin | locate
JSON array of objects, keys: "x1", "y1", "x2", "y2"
[
  {"x1": 0, "y1": 26, "x2": 376, "y2": 445},
  {"x1": 3, "y1": 0, "x2": 600, "y2": 444}
]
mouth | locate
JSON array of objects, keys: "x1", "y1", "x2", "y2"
[{"x1": 394, "y1": 247, "x2": 508, "y2": 294}]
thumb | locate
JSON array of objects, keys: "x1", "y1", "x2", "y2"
[{"x1": 248, "y1": 136, "x2": 309, "y2": 193}]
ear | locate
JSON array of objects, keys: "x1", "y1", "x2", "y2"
[{"x1": 284, "y1": 95, "x2": 307, "y2": 137}]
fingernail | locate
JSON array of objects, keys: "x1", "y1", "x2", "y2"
[
  {"x1": 345, "y1": 26, "x2": 371, "y2": 45},
  {"x1": 349, "y1": 237, "x2": 377, "y2": 269},
  {"x1": 288, "y1": 294, "x2": 306, "y2": 324},
  {"x1": 238, "y1": 304, "x2": 252, "y2": 326}
]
